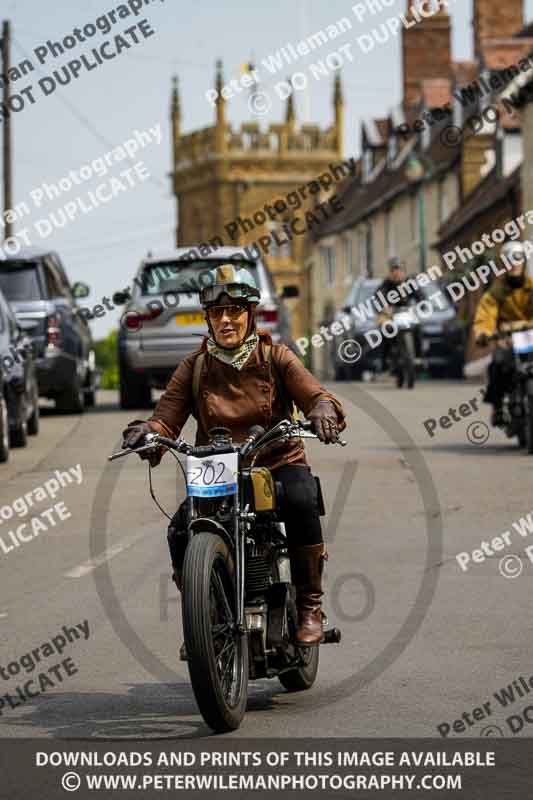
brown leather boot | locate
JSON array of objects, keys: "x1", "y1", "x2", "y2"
[{"x1": 289, "y1": 543, "x2": 327, "y2": 646}]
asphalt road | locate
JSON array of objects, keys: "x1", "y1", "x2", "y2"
[{"x1": 1, "y1": 380, "x2": 531, "y2": 741}]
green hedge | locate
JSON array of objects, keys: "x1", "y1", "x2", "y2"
[{"x1": 94, "y1": 329, "x2": 119, "y2": 390}]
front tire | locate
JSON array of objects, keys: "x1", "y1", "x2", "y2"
[
  {"x1": 402, "y1": 331, "x2": 416, "y2": 389},
  {"x1": 119, "y1": 361, "x2": 152, "y2": 410},
  {"x1": 56, "y1": 376, "x2": 85, "y2": 414},
  {"x1": 10, "y1": 419, "x2": 27, "y2": 448},
  {"x1": 182, "y1": 533, "x2": 248, "y2": 732},
  {"x1": 28, "y1": 381, "x2": 40, "y2": 435},
  {"x1": 0, "y1": 394, "x2": 10, "y2": 463}
]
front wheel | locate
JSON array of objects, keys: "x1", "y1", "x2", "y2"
[
  {"x1": 401, "y1": 331, "x2": 416, "y2": 389},
  {"x1": 182, "y1": 533, "x2": 248, "y2": 732}
]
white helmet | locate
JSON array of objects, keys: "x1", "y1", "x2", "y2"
[{"x1": 502, "y1": 241, "x2": 527, "y2": 263}]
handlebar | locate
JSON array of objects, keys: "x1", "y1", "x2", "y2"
[
  {"x1": 486, "y1": 325, "x2": 533, "y2": 343},
  {"x1": 109, "y1": 419, "x2": 347, "y2": 462}
]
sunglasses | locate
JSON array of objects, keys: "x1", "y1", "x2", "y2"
[{"x1": 207, "y1": 304, "x2": 248, "y2": 320}]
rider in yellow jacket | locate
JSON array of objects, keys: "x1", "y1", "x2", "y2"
[{"x1": 474, "y1": 241, "x2": 533, "y2": 424}]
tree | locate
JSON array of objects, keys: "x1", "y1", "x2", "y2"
[{"x1": 94, "y1": 329, "x2": 118, "y2": 389}]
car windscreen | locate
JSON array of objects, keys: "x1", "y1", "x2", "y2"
[
  {"x1": 419, "y1": 280, "x2": 452, "y2": 310},
  {"x1": 344, "y1": 281, "x2": 380, "y2": 309},
  {"x1": 0, "y1": 263, "x2": 42, "y2": 301},
  {"x1": 139, "y1": 260, "x2": 258, "y2": 296}
]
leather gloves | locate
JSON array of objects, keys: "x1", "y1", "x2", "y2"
[
  {"x1": 122, "y1": 421, "x2": 162, "y2": 467},
  {"x1": 307, "y1": 400, "x2": 339, "y2": 444}
]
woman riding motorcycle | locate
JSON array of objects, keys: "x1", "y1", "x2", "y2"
[
  {"x1": 474, "y1": 241, "x2": 533, "y2": 425},
  {"x1": 122, "y1": 264, "x2": 346, "y2": 646}
]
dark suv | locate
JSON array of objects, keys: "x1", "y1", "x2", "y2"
[
  {"x1": 0, "y1": 287, "x2": 40, "y2": 462},
  {"x1": 0, "y1": 248, "x2": 96, "y2": 413}
]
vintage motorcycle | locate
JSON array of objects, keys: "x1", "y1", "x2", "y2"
[
  {"x1": 388, "y1": 305, "x2": 419, "y2": 389},
  {"x1": 487, "y1": 326, "x2": 533, "y2": 452},
  {"x1": 110, "y1": 418, "x2": 345, "y2": 733}
]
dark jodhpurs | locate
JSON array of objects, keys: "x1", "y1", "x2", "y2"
[
  {"x1": 484, "y1": 346, "x2": 515, "y2": 407},
  {"x1": 167, "y1": 464, "x2": 323, "y2": 573}
]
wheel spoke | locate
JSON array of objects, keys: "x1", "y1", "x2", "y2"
[{"x1": 212, "y1": 569, "x2": 234, "y2": 623}]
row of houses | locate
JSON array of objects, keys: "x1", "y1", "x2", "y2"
[{"x1": 305, "y1": 0, "x2": 533, "y2": 377}]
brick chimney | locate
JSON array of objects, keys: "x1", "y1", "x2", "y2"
[
  {"x1": 402, "y1": 0, "x2": 452, "y2": 107},
  {"x1": 473, "y1": 0, "x2": 524, "y2": 61}
]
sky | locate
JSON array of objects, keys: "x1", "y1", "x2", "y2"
[{"x1": 2, "y1": 0, "x2": 533, "y2": 339}]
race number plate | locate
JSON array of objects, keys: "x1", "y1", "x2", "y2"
[
  {"x1": 512, "y1": 330, "x2": 533, "y2": 354},
  {"x1": 186, "y1": 452, "x2": 238, "y2": 497}
]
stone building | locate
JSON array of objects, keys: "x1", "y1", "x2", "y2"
[
  {"x1": 306, "y1": 0, "x2": 533, "y2": 378},
  {"x1": 170, "y1": 63, "x2": 349, "y2": 340}
]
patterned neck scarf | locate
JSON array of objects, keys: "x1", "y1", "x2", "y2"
[{"x1": 207, "y1": 332, "x2": 259, "y2": 371}]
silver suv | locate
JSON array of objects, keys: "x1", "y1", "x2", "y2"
[{"x1": 116, "y1": 247, "x2": 297, "y2": 410}]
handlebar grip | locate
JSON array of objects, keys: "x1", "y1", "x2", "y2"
[{"x1": 240, "y1": 425, "x2": 266, "y2": 458}]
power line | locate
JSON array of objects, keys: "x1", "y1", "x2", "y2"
[{"x1": 12, "y1": 35, "x2": 170, "y2": 195}]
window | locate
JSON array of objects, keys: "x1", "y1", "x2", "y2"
[
  {"x1": 388, "y1": 135, "x2": 397, "y2": 163},
  {"x1": 43, "y1": 263, "x2": 65, "y2": 298},
  {"x1": 438, "y1": 181, "x2": 449, "y2": 223},
  {"x1": 385, "y1": 210, "x2": 395, "y2": 258},
  {"x1": 321, "y1": 246, "x2": 336, "y2": 287},
  {"x1": 365, "y1": 224, "x2": 374, "y2": 277},
  {"x1": 344, "y1": 237, "x2": 353, "y2": 276},
  {"x1": 0, "y1": 263, "x2": 42, "y2": 301},
  {"x1": 410, "y1": 192, "x2": 418, "y2": 240},
  {"x1": 268, "y1": 222, "x2": 291, "y2": 258},
  {"x1": 359, "y1": 225, "x2": 373, "y2": 277},
  {"x1": 363, "y1": 148, "x2": 373, "y2": 182}
]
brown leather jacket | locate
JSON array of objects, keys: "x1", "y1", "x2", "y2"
[{"x1": 145, "y1": 332, "x2": 346, "y2": 470}]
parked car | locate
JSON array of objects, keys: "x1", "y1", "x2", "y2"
[
  {"x1": 115, "y1": 247, "x2": 298, "y2": 410},
  {"x1": 0, "y1": 248, "x2": 96, "y2": 413},
  {"x1": 333, "y1": 276, "x2": 466, "y2": 380},
  {"x1": 0, "y1": 287, "x2": 40, "y2": 462},
  {"x1": 332, "y1": 278, "x2": 384, "y2": 380}
]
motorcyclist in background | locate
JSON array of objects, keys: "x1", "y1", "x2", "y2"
[
  {"x1": 474, "y1": 241, "x2": 533, "y2": 425},
  {"x1": 378, "y1": 256, "x2": 423, "y2": 371},
  {"x1": 121, "y1": 264, "x2": 346, "y2": 648}
]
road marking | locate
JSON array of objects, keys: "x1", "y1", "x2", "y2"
[{"x1": 65, "y1": 533, "x2": 145, "y2": 578}]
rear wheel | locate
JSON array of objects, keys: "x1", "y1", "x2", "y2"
[
  {"x1": 0, "y1": 394, "x2": 10, "y2": 463},
  {"x1": 84, "y1": 375, "x2": 96, "y2": 408},
  {"x1": 119, "y1": 362, "x2": 152, "y2": 410},
  {"x1": 56, "y1": 376, "x2": 85, "y2": 414},
  {"x1": 182, "y1": 533, "x2": 248, "y2": 732},
  {"x1": 10, "y1": 418, "x2": 27, "y2": 448},
  {"x1": 278, "y1": 645, "x2": 319, "y2": 692},
  {"x1": 28, "y1": 381, "x2": 40, "y2": 436}
]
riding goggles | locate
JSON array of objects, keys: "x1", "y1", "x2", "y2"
[
  {"x1": 207, "y1": 304, "x2": 248, "y2": 320},
  {"x1": 200, "y1": 282, "x2": 260, "y2": 306}
]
